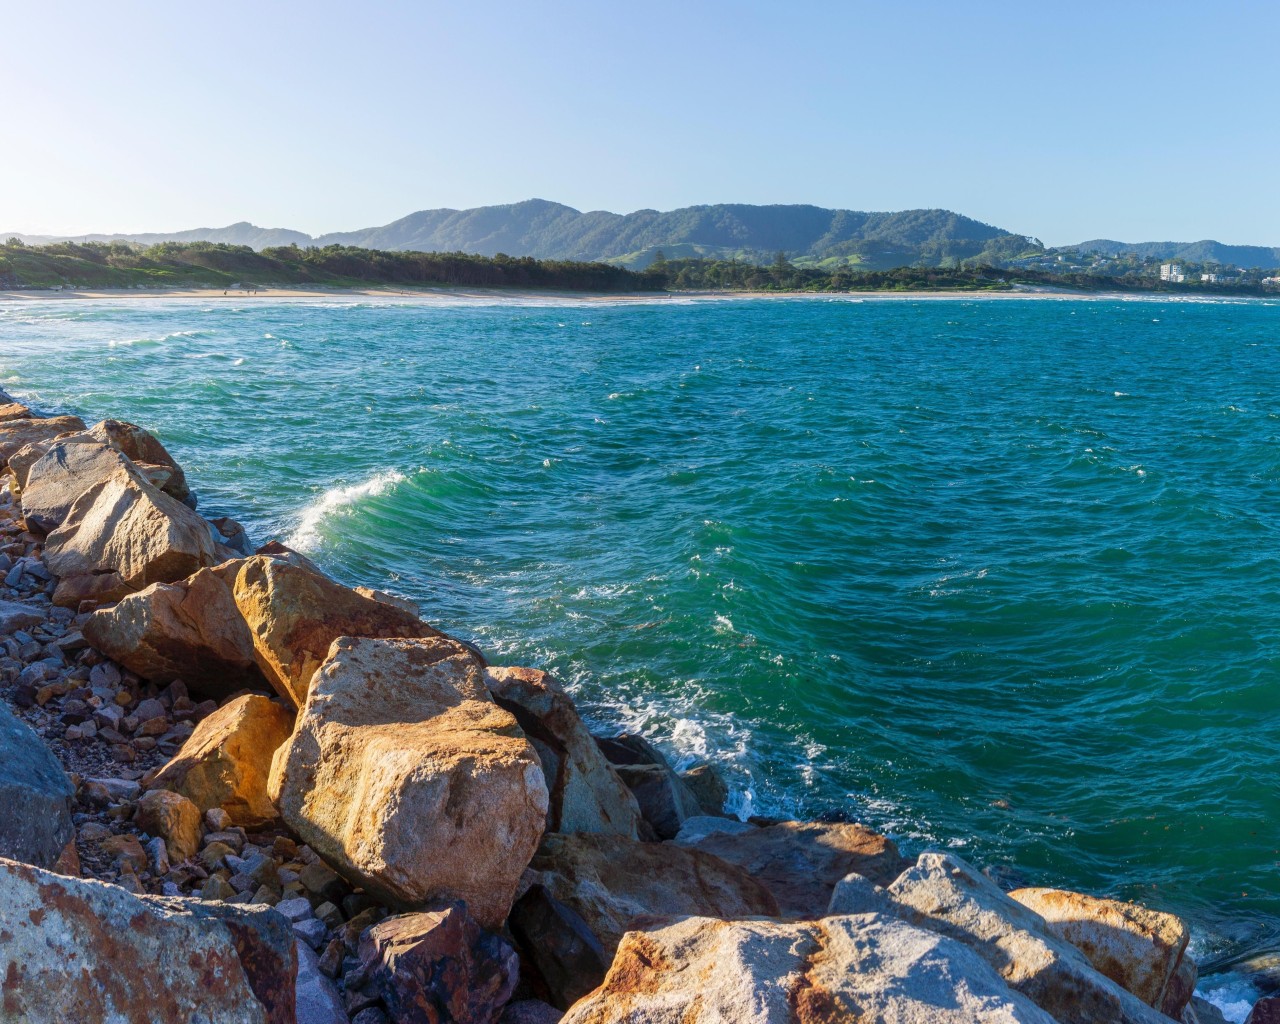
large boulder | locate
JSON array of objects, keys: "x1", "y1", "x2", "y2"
[
  {"x1": 559, "y1": 913, "x2": 1060, "y2": 1024},
  {"x1": 269, "y1": 636, "x2": 547, "y2": 929},
  {"x1": 351, "y1": 906, "x2": 519, "y2": 1024},
  {"x1": 83, "y1": 565, "x2": 266, "y2": 698},
  {"x1": 87, "y1": 418, "x2": 191, "y2": 505},
  {"x1": 0, "y1": 413, "x2": 87, "y2": 467},
  {"x1": 485, "y1": 667, "x2": 644, "y2": 839},
  {"x1": 6, "y1": 431, "x2": 93, "y2": 490},
  {"x1": 1010, "y1": 886, "x2": 1195, "y2": 1016},
  {"x1": 20, "y1": 437, "x2": 143, "y2": 536},
  {"x1": 512, "y1": 831, "x2": 779, "y2": 1007},
  {"x1": 43, "y1": 466, "x2": 231, "y2": 607},
  {"x1": 149, "y1": 694, "x2": 294, "y2": 827},
  {"x1": 676, "y1": 819, "x2": 908, "y2": 917},
  {"x1": 225, "y1": 556, "x2": 444, "y2": 706},
  {"x1": 0, "y1": 400, "x2": 32, "y2": 422},
  {"x1": 876, "y1": 852, "x2": 1177, "y2": 1024},
  {"x1": 0, "y1": 855, "x2": 296, "y2": 1023},
  {"x1": 0, "y1": 702, "x2": 75, "y2": 868}
]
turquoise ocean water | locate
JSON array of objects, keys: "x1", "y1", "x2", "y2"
[{"x1": 2, "y1": 293, "x2": 1278, "y2": 993}]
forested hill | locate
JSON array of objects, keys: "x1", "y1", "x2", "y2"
[
  {"x1": 5, "y1": 200, "x2": 1032, "y2": 271},
  {"x1": 1073, "y1": 238, "x2": 1280, "y2": 269},
  {"x1": 311, "y1": 199, "x2": 1022, "y2": 268}
]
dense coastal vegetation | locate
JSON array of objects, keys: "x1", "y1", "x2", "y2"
[{"x1": 3, "y1": 237, "x2": 1277, "y2": 297}]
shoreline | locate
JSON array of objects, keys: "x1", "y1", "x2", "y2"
[{"x1": 1, "y1": 283, "x2": 1259, "y2": 304}]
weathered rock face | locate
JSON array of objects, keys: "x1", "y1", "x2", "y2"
[
  {"x1": 485, "y1": 667, "x2": 644, "y2": 839},
  {"x1": 676, "y1": 819, "x2": 908, "y2": 917},
  {"x1": 83, "y1": 565, "x2": 266, "y2": 698},
  {"x1": 1010, "y1": 886, "x2": 1195, "y2": 1016},
  {"x1": 594, "y1": 732, "x2": 702, "y2": 839},
  {"x1": 269, "y1": 636, "x2": 548, "y2": 929},
  {"x1": 883, "y1": 853, "x2": 1176, "y2": 1024},
  {"x1": 352, "y1": 906, "x2": 519, "y2": 1024},
  {"x1": 43, "y1": 466, "x2": 231, "y2": 607},
  {"x1": 0, "y1": 413, "x2": 88, "y2": 467},
  {"x1": 134, "y1": 789, "x2": 204, "y2": 863},
  {"x1": 87, "y1": 417, "x2": 191, "y2": 505},
  {"x1": 150, "y1": 693, "x2": 294, "y2": 827},
  {"x1": 0, "y1": 400, "x2": 32, "y2": 422},
  {"x1": 6, "y1": 431, "x2": 94, "y2": 491},
  {"x1": 19, "y1": 438, "x2": 135, "y2": 536},
  {"x1": 0, "y1": 855, "x2": 296, "y2": 1024},
  {"x1": 0, "y1": 703, "x2": 76, "y2": 869},
  {"x1": 513, "y1": 831, "x2": 779, "y2": 1005},
  {"x1": 225, "y1": 556, "x2": 444, "y2": 706},
  {"x1": 559, "y1": 913, "x2": 1061, "y2": 1024},
  {"x1": 681, "y1": 762, "x2": 729, "y2": 816}
]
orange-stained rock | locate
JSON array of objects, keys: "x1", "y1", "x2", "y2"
[
  {"x1": 134, "y1": 789, "x2": 204, "y2": 863},
  {"x1": 43, "y1": 466, "x2": 231, "y2": 607},
  {"x1": 0, "y1": 855, "x2": 295, "y2": 1024},
  {"x1": 0, "y1": 401, "x2": 33, "y2": 422},
  {"x1": 1010, "y1": 887, "x2": 1195, "y2": 1017},
  {"x1": 676, "y1": 819, "x2": 908, "y2": 917},
  {"x1": 353, "y1": 906, "x2": 520, "y2": 1024},
  {"x1": 0, "y1": 414, "x2": 87, "y2": 467},
  {"x1": 486, "y1": 667, "x2": 644, "y2": 839},
  {"x1": 226, "y1": 555, "x2": 443, "y2": 706},
  {"x1": 82, "y1": 566, "x2": 266, "y2": 699},
  {"x1": 513, "y1": 831, "x2": 779, "y2": 995},
  {"x1": 269, "y1": 636, "x2": 547, "y2": 929},
  {"x1": 87, "y1": 418, "x2": 191, "y2": 505},
  {"x1": 558, "y1": 914, "x2": 1059, "y2": 1024},
  {"x1": 149, "y1": 694, "x2": 294, "y2": 828},
  {"x1": 877, "y1": 853, "x2": 1177, "y2": 1024}
]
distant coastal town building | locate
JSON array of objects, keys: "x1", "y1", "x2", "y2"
[
  {"x1": 1200, "y1": 272, "x2": 1219, "y2": 283},
  {"x1": 1160, "y1": 263, "x2": 1186, "y2": 283}
]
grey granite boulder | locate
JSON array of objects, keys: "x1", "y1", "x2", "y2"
[
  {"x1": 0, "y1": 855, "x2": 296, "y2": 1023},
  {"x1": 20, "y1": 437, "x2": 135, "y2": 536},
  {"x1": 880, "y1": 852, "x2": 1178, "y2": 1024},
  {"x1": 559, "y1": 913, "x2": 1060, "y2": 1024},
  {"x1": 0, "y1": 701, "x2": 75, "y2": 868}
]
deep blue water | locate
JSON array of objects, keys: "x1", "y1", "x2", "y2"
[{"x1": 3, "y1": 293, "x2": 1278, "y2": 990}]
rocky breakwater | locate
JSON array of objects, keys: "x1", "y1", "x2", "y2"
[{"x1": 0, "y1": 386, "x2": 1244, "y2": 1024}]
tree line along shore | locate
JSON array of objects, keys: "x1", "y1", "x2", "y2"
[
  {"x1": 0, "y1": 385, "x2": 1256, "y2": 1021},
  {"x1": 3, "y1": 237, "x2": 1279, "y2": 296}
]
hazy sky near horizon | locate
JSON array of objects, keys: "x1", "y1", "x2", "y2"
[{"x1": 4, "y1": 0, "x2": 1277, "y2": 246}]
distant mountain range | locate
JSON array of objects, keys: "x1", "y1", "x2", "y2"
[
  {"x1": 4, "y1": 199, "x2": 1026, "y2": 270},
  {"x1": 1071, "y1": 238, "x2": 1280, "y2": 268},
  {"x1": 8, "y1": 199, "x2": 1280, "y2": 270}
]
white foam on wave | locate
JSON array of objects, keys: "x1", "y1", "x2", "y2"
[
  {"x1": 287, "y1": 469, "x2": 408, "y2": 551},
  {"x1": 1195, "y1": 973, "x2": 1261, "y2": 1023}
]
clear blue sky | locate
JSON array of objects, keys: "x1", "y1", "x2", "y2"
[{"x1": 5, "y1": 0, "x2": 1276, "y2": 246}]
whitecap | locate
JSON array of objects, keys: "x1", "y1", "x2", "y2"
[
  {"x1": 287, "y1": 469, "x2": 408, "y2": 551},
  {"x1": 1196, "y1": 973, "x2": 1261, "y2": 1023}
]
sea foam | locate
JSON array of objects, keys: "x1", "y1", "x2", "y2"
[{"x1": 287, "y1": 470, "x2": 408, "y2": 552}]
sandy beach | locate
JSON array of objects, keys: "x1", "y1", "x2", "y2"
[{"x1": 0, "y1": 284, "x2": 1117, "y2": 304}]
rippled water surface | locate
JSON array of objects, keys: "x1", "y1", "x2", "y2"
[{"x1": 3, "y1": 293, "x2": 1278, "y2": 974}]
